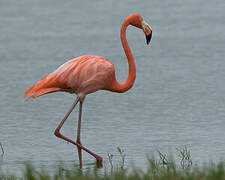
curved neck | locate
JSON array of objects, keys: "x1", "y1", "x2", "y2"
[{"x1": 112, "y1": 17, "x2": 136, "y2": 93}]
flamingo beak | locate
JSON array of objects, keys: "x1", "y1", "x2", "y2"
[
  {"x1": 141, "y1": 20, "x2": 152, "y2": 45},
  {"x1": 146, "y1": 33, "x2": 152, "y2": 45}
]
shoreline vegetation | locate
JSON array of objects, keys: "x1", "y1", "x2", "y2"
[{"x1": 1, "y1": 146, "x2": 225, "y2": 180}]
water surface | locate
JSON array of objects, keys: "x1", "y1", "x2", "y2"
[{"x1": 0, "y1": 0, "x2": 225, "y2": 173}]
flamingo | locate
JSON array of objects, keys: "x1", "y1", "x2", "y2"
[{"x1": 24, "y1": 13, "x2": 152, "y2": 167}]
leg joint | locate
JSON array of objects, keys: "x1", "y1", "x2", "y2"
[
  {"x1": 54, "y1": 128, "x2": 61, "y2": 137},
  {"x1": 78, "y1": 93, "x2": 85, "y2": 102}
]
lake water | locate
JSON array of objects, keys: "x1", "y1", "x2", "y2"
[{"x1": 1, "y1": 0, "x2": 225, "y2": 174}]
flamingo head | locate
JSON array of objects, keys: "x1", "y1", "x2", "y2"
[{"x1": 129, "y1": 14, "x2": 152, "y2": 45}]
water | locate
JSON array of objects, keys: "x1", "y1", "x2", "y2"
[{"x1": 1, "y1": 0, "x2": 225, "y2": 174}]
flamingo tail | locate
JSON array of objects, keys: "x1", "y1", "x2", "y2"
[{"x1": 24, "y1": 75, "x2": 60, "y2": 101}]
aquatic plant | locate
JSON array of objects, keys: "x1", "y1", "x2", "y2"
[
  {"x1": 176, "y1": 145, "x2": 192, "y2": 169},
  {"x1": 107, "y1": 152, "x2": 114, "y2": 173},
  {"x1": 107, "y1": 146, "x2": 126, "y2": 173},
  {"x1": 117, "y1": 146, "x2": 126, "y2": 170},
  {"x1": 0, "y1": 143, "x2": 4, "y2": 156}
]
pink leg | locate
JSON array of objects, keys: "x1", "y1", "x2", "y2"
[
  {"x1": 54, "y1": 97, "x2": 102, "y2": 167},
  {"x1": 76, "y1": 101, "x2": 83, "y2": 167}
]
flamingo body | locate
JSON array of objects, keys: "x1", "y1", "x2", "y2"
[
  {"x1": 24, "y1": 13, "x2": 152, "y2": 168},
  {"x1": 24, "y1": 55, "x2": 116, "y2": 99}
]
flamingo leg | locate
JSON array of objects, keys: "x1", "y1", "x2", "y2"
[
  {"x1": 76, "y1": 101, "x2": 83, "y2": 167},
  {"x1": 54, "y1": 97, "x2": 103, "y2": 167}
]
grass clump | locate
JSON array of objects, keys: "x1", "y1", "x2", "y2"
[{"x1": 176, "y1": 145, "x2": 192, "y2": 169}]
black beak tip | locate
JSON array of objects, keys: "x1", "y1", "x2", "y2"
[{"x1": 146, "y1": 33, "x2": 152, "y2": 45}]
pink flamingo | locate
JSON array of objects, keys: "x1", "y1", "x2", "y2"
[{"x1": 24, "y1": 13, "x2": 152, "y2": 167}]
